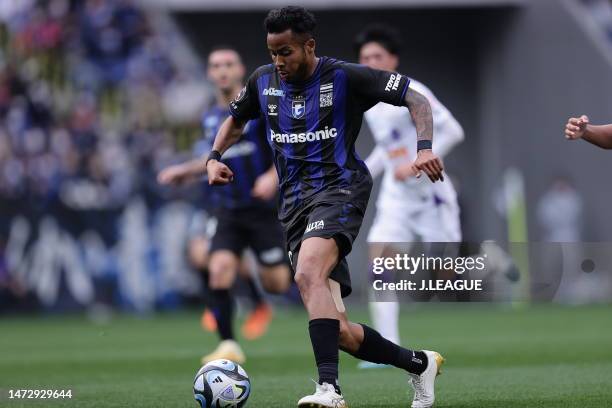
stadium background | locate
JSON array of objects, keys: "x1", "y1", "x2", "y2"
[
  {"x1": 2, "y1": 0, "x2": 612, "y2": 311},
  {"x1": 1, "y1": 1, "x2": 611, "y2": 407}
]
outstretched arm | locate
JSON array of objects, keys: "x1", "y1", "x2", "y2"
[
  {"x1": 404, "y1": 87, "x2": 444, "y2": 182},
  {"x1": 157, "y1": 158, "x2": 208, "y2": 186},
  {"x1": 565, "y1": 115, "x2": 612, "y2": 149}
]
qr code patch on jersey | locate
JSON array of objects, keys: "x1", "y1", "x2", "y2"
[{"x1": 320, "y1": 92, "x2": 333, "y2": 107}]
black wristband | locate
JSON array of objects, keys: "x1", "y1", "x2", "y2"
[
  {"x1": 206, "y1": 150, "x2": 222, "y2": 164},
  {"x1": 417, "y1": 140, "x2": 432, "y2": 151}
]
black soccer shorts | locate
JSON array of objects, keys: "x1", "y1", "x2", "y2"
[
  {"x1": 209, "y1": 206, "x2": 287, "y2": 267},
  {"x1": 283, "y1": 200, "x2": 366, "y2": 298}
]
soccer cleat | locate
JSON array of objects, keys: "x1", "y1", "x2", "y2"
[
  {"x1": 200, "y1": 308, "x2": 217, "y2": 332},
  {"x1": 357, "y1": 361, "x2": 391, "y2": 370},
  {"x1": 297, "y1": 382, "x2": 348, "y2": 408},
  {"x1": 241, "y1": 303, "x2": 273, "y2": 340},
  {"x1": 409, "y1": 350, "x2": 445, "y2": 408},
  {"x1": 200, "y1": 340, "x2": 246, "y2": 365}
]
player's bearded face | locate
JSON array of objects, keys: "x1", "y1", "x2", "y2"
[{"x1": 267, "y1": 30, "x2": 314, "y2": 82}]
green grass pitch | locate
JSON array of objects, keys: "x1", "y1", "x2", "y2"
[{"x1": 1, "y1": 304, "x2": 611, "y2": 407}]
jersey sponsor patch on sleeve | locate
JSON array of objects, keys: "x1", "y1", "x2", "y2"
[{"x1": 384, "y1": 73, "x2": 402, "y2": 92}]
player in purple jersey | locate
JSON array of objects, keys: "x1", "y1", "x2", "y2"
[
  {"x1": 159, "y1": 46, "x2": 291, "y2": 365},
  {"x1": 203, "y1": 7, "x2": 445, "y2": 408}
]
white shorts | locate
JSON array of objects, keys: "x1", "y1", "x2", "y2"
[{"x1": 367, "y1": 191, "x2": 462, "y2": 243}]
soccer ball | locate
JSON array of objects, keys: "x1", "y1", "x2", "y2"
[{"x1": 193, "y1": 359, "x2": 251, "y2": 407}]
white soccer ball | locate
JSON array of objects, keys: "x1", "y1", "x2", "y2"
[{"x1": 193, "y1": 359, "x2": 251, "y2": 407}]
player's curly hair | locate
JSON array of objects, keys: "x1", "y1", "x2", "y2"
[
  {"x1": 263, "y1": 6, "x2": 316, "y2": 39},
  {"x1": 354, "y1": 24, "x2": 402, "y2": 57}
]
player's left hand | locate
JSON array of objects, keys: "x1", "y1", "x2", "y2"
[
  {"x1": 251, "y1": 171, "x2": 278, "y2": 200},
  {"x1": 413, "y1": 149, "x2": 444, "y2": 182},
  {"x1": 394, "y1": 162, "x2": 419, "y2": 181}
]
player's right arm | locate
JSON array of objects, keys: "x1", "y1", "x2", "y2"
[
  {"x1": 206, "y1": 115, "x2": 245, "y2": 185},
  {"x1": 565, "y1": 115, "x2": 612, "y2": 149}
]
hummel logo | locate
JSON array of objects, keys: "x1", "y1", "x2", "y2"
[
  {"x1": 212, "y1": 376, "x2": 223, "y2": 384},
  {"x1": 305, "y1": 220, "x2": 325, "y2": 234}
]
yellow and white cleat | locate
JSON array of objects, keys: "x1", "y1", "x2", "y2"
[
  {"x1": 409, "y1": 350, "x2": 445, "y2": 408},
  {"x1": 297, "y1": 382, "x2": 348, "y2": 408},
  {"x1": 200, "y1": 340, "x2": 246, "y2": 365}
]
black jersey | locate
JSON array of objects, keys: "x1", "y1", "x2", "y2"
[{"x1": 229, "y1": 57, "x2": 411, "y2": 222}]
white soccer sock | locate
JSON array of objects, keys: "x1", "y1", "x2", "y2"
[{"x1": 369, "y1": 301, "x2": 400, "y2": 345}]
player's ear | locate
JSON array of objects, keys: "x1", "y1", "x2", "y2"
[{"x1": 304, "y1": 38, "x2": 316, "y2": 55}]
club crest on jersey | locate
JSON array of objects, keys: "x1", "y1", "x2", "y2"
[{"x1": 292, "y1": 99, "x2": 306, "y2": 119}]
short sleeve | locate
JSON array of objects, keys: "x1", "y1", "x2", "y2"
[
  {"x1": 229, "y1": 71, "x2": 261, "y2": 121},
  {"x1": 342, "y1": 63, "x2": 410, "y2": 111}
]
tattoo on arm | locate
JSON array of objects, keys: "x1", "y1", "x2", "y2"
[{"x1": 404, "y1": 87, "x2": 433, "y2": 142}]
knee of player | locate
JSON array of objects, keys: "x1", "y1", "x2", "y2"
[
  {"x1": 294, "y1": 269, "x2": 326, "y2": 294},
  {"x1": 208, "y1": 272, "x2": 232, "y2": 289},
  {"x1": 209, "y1": 252, "x2": 237, "y2": 273},
  {"x1": 260, "y1": 266, "x2": 291, "y2": 294},
  {"x1": 296, "y1": 253, "x2": 329, "y2": 278},
  {"x1": 208, "y1": 260, "x2": 237, "y2": 289}
]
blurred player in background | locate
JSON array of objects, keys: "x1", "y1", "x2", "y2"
[
  {"x1": 205, "y1": 7, "x2": 445, "y2": 408},
  {"x1": 354, "y1": 25, "x2": 464, "y2": 369},
  {"x1": 158, "y1": 46, "x2": 291, "y2": 364},
  {"x1": 565, "y1": 115, "x2": 612, "y2": 149},
  {"x1": 186, "y1": 208, "x2": 271, "y2": 338}
]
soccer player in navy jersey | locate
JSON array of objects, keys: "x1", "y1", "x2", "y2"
[
  {"x1": 204, "y1": 7, "x2": 445, "y2": 408},
  {"x1": 158, "y1": 46, "x2": 291, "y2": 365}
]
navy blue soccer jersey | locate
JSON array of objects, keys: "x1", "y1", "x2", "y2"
[
  {"x1": 228, "y1": 57, "x2": 411, "y2": 222},
  {"x1": 194, "y1": 106, "x2": 273, "y2": 210}
]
